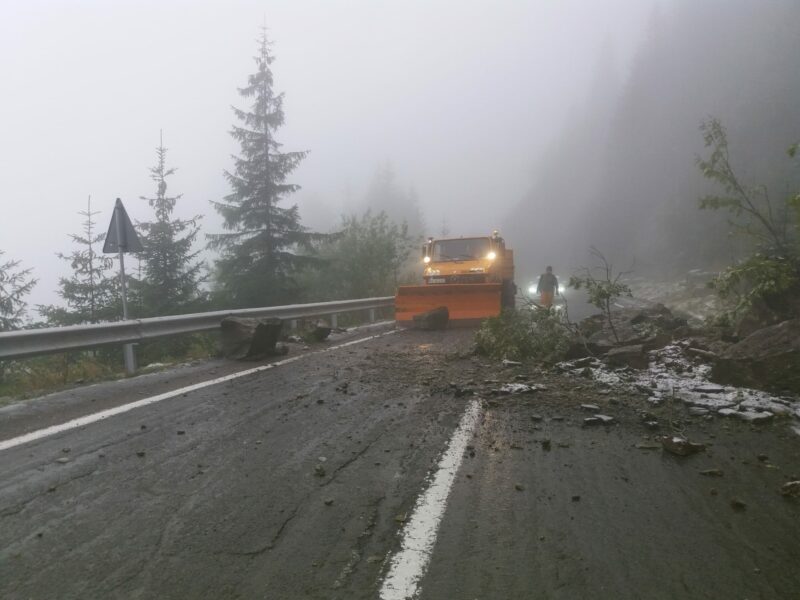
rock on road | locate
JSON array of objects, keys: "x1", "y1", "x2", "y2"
[{"x1": 1, "y1": 325, "x2": 798, "y2": 599}]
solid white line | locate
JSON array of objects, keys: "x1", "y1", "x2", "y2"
[
  {"x1": 379, "y1": 399, "x2": 482, "y2": 600},
  {"x1": 0, "y1": 329, "x2": 398, "y2": 453}
]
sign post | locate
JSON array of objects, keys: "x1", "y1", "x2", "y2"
[{"x1": 103, "y1": 198, "x2": 143, "y2": 375}]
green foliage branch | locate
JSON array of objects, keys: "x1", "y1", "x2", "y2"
[
  {"x1": 475, "y1": 307, "x2": 573, "y2": 363},
  {"x1": 697, "y1": 118, "x2": 800, "y2": 319},
  {"x1": 568, "y1": 247, "x2": 632, "y2": 343}
]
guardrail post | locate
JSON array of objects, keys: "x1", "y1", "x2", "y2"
[
  {"x1": 291, "y1": 319, "x2": 298, "y2": 331},
  {"x1": 123, "y1": 344, "x2": 136, "y2": 375},
  {"x1": 369, "y1": 308, "x2": 376, "y2": 323},
  {"x1": 331, "y1": 313, "x2": 338, "y2": 328}
]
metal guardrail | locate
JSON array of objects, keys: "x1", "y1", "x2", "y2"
[{"x1": 0, "y1": 297, "x2": 395, "y2": 361}]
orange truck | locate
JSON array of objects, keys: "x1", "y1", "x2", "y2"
[{"x1": 395, "y1": 231, "x2": 516, "y2": 326}]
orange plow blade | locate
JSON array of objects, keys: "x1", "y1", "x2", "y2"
[{"x1": 395, "y1": 283, "x2": 503, "y2": 327}]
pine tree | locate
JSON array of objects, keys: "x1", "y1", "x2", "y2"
[
  {"x1": 39, "y1": 198, "x2": 118, "y2": 326},
  {"x1": 0, "y1": 250, "x2": 36, "y2": 332},
  {"x1": 138, "y1": 132, "x2": 204, "y2": 317},
  {"x1": 209, "y1": 28, "x2": 315, "y2": 308}
]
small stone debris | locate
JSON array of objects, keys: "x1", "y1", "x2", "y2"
[
  {"x1": 659, "y1": 436, "x2": 706, "y2": 456},
  {"x1": 594, "y1": 414, "x2": 615, "y2": 424},
  {"x1": 466, "y1": 445, "x2": 476, "y2": 458},
  {"x1": 136, "y1": 451, "x2": 146, "y2": 458},
  {"x1": 394, "y1": 513, "x2": 406, "y2": 523},
  {"x1": 571, "y1": 495, "x2": 581, "y2": 502},
  {"x1": 314, "y1": 464, "x2": 326, "y2": 477},
  {"x1": 643, "y1": 420, "x2": 660, "y2": 430},
  {"x1": 580, "y1": 404, "x2": 600, "y2": 412},
  {"x1": 635, "y1": 442, "x2": 661, "y2": 450},
  {"x1": 366, "y1": 555, "x2": 383, "y2": 564},
  {"x1": 558, "y1": 442, "x2": 571, "y2": 448},
  {"x1": 140, "y1": 424, "x2": 147, "y2": 430},
  {"x1": 496, "y1": 383, "x2": 540, "y2": 395},
  {"x1": 541, "y1": 439, "x2": 552, "y2": 451},
  {"x1": 730, "y1": 498, "x2": 747, "y2": 511},
  {"x1": 692, "y1": 385, "x2": 726, "y2": 394},
  {"x1": 756, "y1": 454, "x2": 769, "y2": 462},
  {"x1": 61, "y1": 448, "x2": 70, "y2": 454},
  {"x1": 583, "y1": 417, "x2": 602, "y2": 426},
  {"x1": 717, "y1": 408, "x2": 774, "y2": 422},
  {"x1": 700, "y1": 469, "x2": 724, "y2": 477},
  {"x1": 515, "y1": 483, "x2": 525, "y2": 491},
  {"x1": 530, "y1": 414, "x2": 543, "y2": 422},
  {"x1": 55, "y1": 457, "x2": 70, "y2": 464},
  {"x1": 688, "y1": 407, "x2": 710, "y2": 417},
  {"x1": 324, "y1": 498, "x2": 334, "y2": 506},
  {"x1": 780, "y1": 481, "x2": 800, "y2": 498},
  {"x1": 502, "y1": 359, "x2": 522, "y2": 367},
  {"x1": 551, "y1": 416, "x2": 565, "y2": 421},
  {"x1": 176, "y1": 430, "x2": 186, "y2": 435}
]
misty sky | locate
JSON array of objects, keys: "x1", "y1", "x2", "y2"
[{"x1": 1, "y1": 0, "x2": 656, "y2": 309}]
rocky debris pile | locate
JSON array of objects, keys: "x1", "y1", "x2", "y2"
[
  {"x1": 712, "y1": 318, "x2": 800, "y2": 394},
  {"x1": 626, "y1": 274, "x2": 722, "y2": 323},
  {"x1": 557, "y1": 340, "x2": 800, "y2": 432},
  {"x1": 577, "y1": 304, "x2": 688, "y2": 357}
]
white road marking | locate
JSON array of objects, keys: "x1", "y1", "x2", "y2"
[
  {"x1": 380, "y1": 399, "x2": 482, "y2": 600},
  {"x1": 0, "y1": 329, "x2": 398, "y2": 453}
]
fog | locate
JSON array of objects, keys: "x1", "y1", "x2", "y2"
[
  {"x1": 505, "y1": 0, "x2": 800, "y2": 283},
  {"x1": 6, "y1": 1, "x2": 797, "y2": 312}
]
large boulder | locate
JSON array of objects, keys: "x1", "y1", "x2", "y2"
[
  {"x1": 735, "y1": 291, "x2": 800, "y2": 337},
  {"x1": 221, "y1": 317, "x2": 286, "y2": 360},
  {"x1": 605, "y1": 344, "x2": 649, "y2": 370},
  {"x1": 712, "y1": 318, "x2": 800, "y2": 394},
  {"x1": 412, "y1": 306, "x2": 449, "y2": 330}
]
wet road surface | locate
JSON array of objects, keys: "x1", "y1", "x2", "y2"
[{"x1": 1, "y1": 325, "x2": 798, "y2": 599}]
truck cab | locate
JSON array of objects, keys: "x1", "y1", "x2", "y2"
[{"x1": 422, "y1": 233, "x2": 513, "y2": 286}]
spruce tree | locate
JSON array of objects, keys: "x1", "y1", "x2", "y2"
[
  {"x1": 0, "y1": 250, "x2": 36, "y2": 332},
  {"x1": 209, "y1": 28, "x2": 313, "y2": 307},
  {"x1": 138, "y1": 132, "x2": 204, "y2": 317},
  {"x1": 39, "y1": 198, "x2": 118, "y2": 325}
]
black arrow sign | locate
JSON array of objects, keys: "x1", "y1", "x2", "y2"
[{"x1": 103, "y1": 198, "x2": 143, "y2": 254}]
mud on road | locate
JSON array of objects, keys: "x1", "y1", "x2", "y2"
[{"x1": 1, "y1": 326, "x2": 799, "y2": 599}]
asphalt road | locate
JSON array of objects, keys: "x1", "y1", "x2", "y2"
[{"x1": 1, "y1": 325, "x2": 799, "y2": 599}]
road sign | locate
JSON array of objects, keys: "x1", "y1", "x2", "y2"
[
  {"x1": 103, "y1": 198, "x2": 140, "y2": 375},
  {"x1": 103, "y1": 198, "x2": 142, "y2": 254}
]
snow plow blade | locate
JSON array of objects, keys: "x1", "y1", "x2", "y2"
[{"x1": 395, "y1": 283, "x2": 503, "y2": 327}]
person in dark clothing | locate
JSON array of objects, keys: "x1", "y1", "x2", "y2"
[{"x1": 536, "y1": 266, "x2": 559, "y2": 308}]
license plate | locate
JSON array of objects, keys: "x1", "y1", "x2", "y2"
[{"x1": 428, "y1": 278, "x2": 446, "y2": 284}]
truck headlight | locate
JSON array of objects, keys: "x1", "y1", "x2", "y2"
[
  {"x1": 486, "y1": 251, "x2": 497, "y2": 260},
  {"x1": 423, "y1": 256, "x2": 431, "y2": 264},
  {"x1": 528, "y1": 285, "x2": 536, "y2": 294}
]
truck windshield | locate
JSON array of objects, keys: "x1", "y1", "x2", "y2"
[{"x1": 431, "y1": 238, "x2": 491, "y2": 261}]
